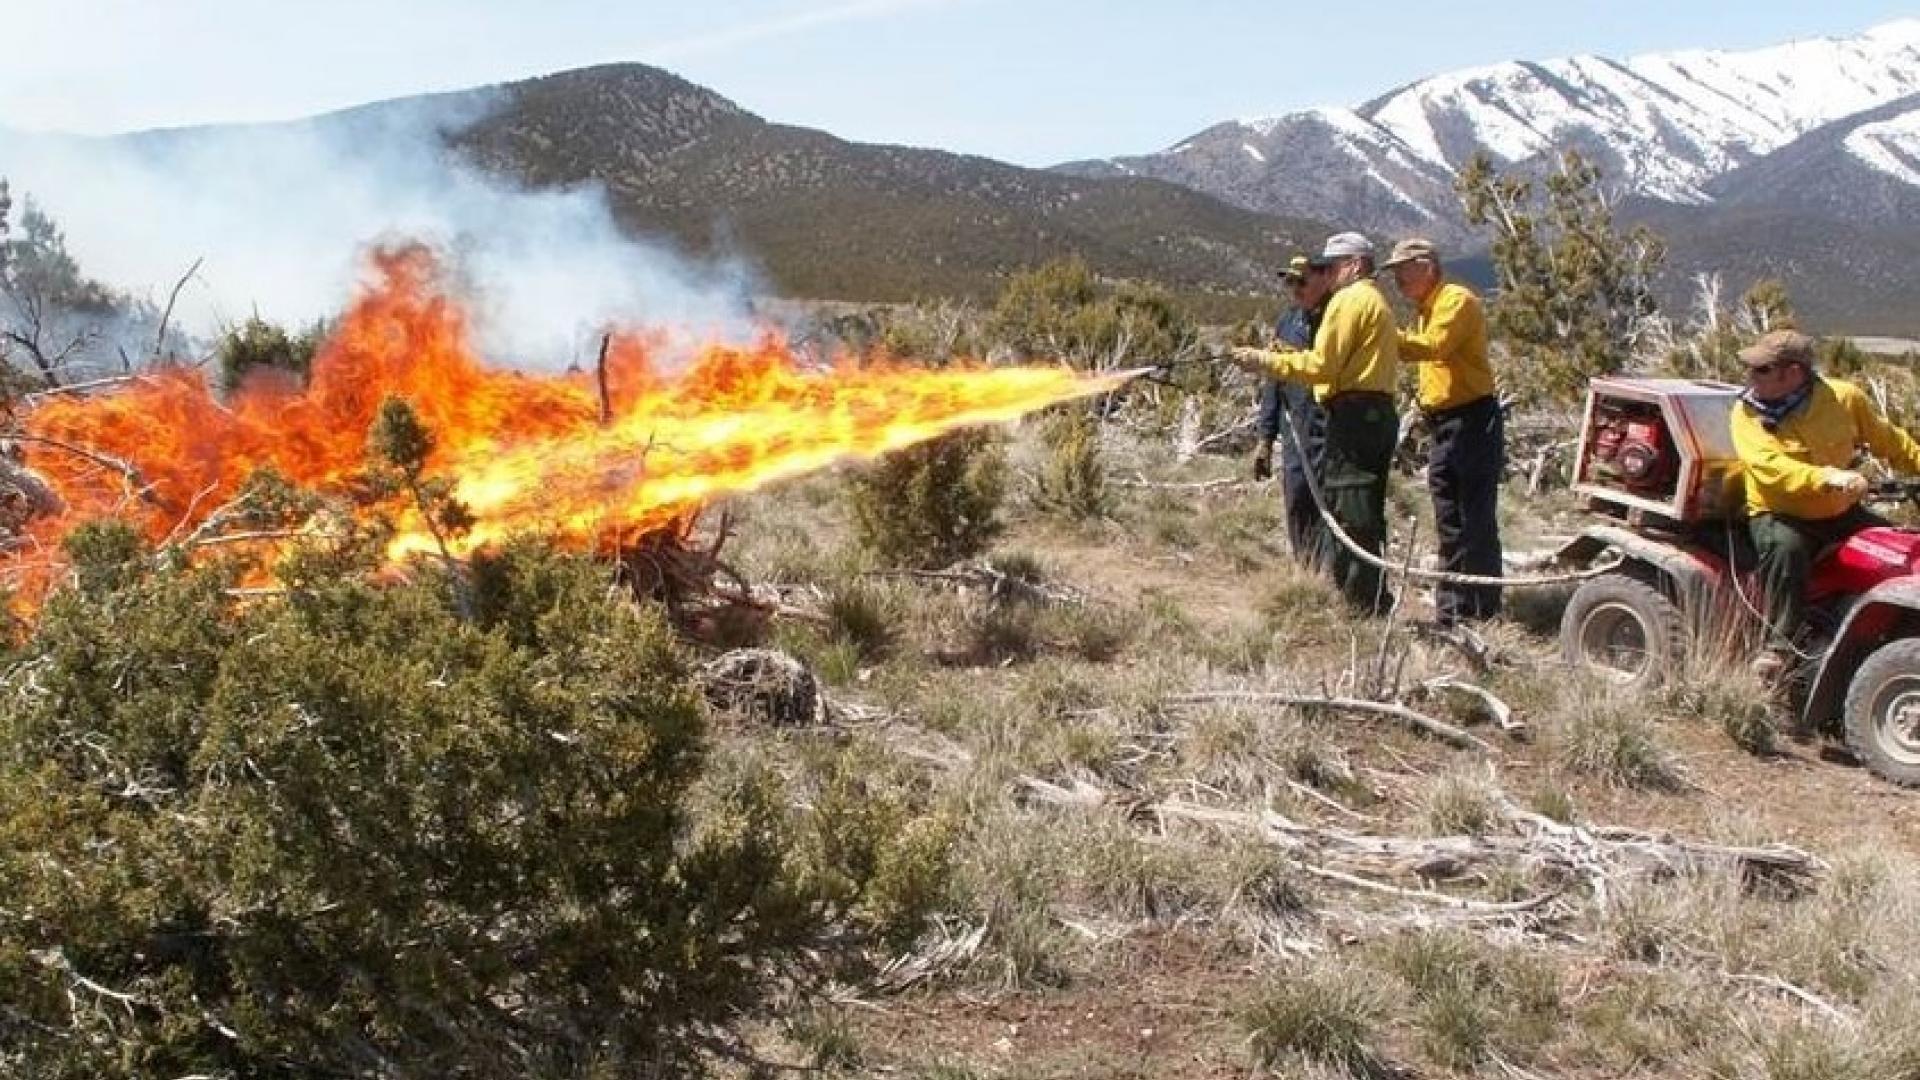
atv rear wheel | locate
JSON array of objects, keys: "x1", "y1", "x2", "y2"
[
  {"x1": 1843, "y1": 638, "x2": 1920, "y2": 788},
  {"x1": 1560, "y1": 572, "x2": 1684, "y2": 687}
]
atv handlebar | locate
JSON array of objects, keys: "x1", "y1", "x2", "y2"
[{"x1": 1867, "y1": 479, "x2": 1920, "y2": 505}]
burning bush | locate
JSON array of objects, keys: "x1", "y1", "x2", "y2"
[{"x1": 0, "y1": 530, "x2": 818, "y2": 1078}]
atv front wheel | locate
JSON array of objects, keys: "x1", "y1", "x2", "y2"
[
  {"x1": 1844, "y1": 638, "x2": 1920, "y2": 788},
  {"x1": 1559, "y1": 572, "x2": 1684, "y2": 687}
]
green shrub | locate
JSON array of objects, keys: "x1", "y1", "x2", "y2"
[
  {"x1": 1031, "y1": 405, "x2": 1106, "y2": 519},
  {"x1": 0, "y1": 537, "x2": 818, "y2": 1078},
  {"x1": 795, "y1": 744, "x2": 957, "y2": 951},
  {"x1": 847, "y1": 429, "x2": 1005, "y2": 568},
  {"x1": 218, "y1": 314, "x2": 324, "y2": 392},
  {"x1": 988, "y1": 258, "x2": 1197, "y2": 368}
]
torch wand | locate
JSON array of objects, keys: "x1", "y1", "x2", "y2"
[{"x1": 1106, "y1": 353, "x2": 1236, "y2": 388}]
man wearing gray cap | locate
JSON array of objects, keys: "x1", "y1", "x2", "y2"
[
  {"x1": 1731, "y1": 329, "x2": 1920, "y2": 680},
  {"x1": 1232, "y1": 232, "x2": 1400, "y2": 614},
  {"x1": 1383, "y1": 237, "x2": 1504, "y2": 625}
]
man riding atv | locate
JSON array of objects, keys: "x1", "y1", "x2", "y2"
[{"x1": 1732, "y1": 329, "x2": 1920, "y2": 682}]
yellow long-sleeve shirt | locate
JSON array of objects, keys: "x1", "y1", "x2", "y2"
[
  {"x1": 1732, "y1": 377, "x2": 1920, "y2": 519},
  {"x1": 1253, "y1": 278, "x2": 1399, "y2": 402},
  {"x1": 1398, "y1": 280, "x2": 1495, "y2": 412}
]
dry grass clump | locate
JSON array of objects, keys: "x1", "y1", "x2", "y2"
[
  {"x1": 1659, "y1": 658, "x2": 1777, "y2": 755},
  {"x1": 783, "y1": 1004, "x2": 864, "y2": 1072},
  {"x1": 1418, "y1": 767, "x2": 1503, "y2": 837},
  {"x1": 1240, "y1": 959, "x2": 1393, "y2": 1078},
  {"x1": 1567, "y1": 969, "x2": 1732, "y2": 1073},
  {"x1": 1548, "y1": 680, "x2": 1684, "y2": 790},
  {"x1": 948, "y1": 805, "x2": 1076, "y2": 989},
  {"x1": 1366, "y1": 930, "x2": 1567, "y2": 1072},
  {"x1": 824, "y1": 577, "x2": 906, "y2": 660}
]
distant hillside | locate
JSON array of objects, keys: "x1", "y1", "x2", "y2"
[{"x1": 439, "y1": 64, "x2": 1328, "y2": 316}]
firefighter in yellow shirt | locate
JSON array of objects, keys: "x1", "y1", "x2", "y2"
[
  {"x1": 1232, "y1": 232, "x2": 1400, "y2": 614},
  {"x1": 1731, "y1": 329, "x2": 1920, "y2": 679},
  {"x1": 1383, "y1": 238, "x2": 1504, "y2": 625}
]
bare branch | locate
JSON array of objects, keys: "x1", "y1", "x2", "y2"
[
  {"x1": 1166, "y1": 690, "x2": 1496, "y2": 753},
  {"x1": 152, "y1": 256, "x2": 204, "y2": 363}
]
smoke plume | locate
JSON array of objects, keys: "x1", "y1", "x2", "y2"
[{"x1": 0, "y1": 89, "x2": 764, "y2": 371}]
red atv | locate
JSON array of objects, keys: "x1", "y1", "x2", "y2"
[{"x1": 1550, "y1": 377, "x2": 1920, "y2": 787}]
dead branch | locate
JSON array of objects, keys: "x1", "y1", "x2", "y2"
[
  {"x1": 185, "y1": 528, "x2": 344, "y2": 552},
  {"x1": 1295, "y1": 861, "x2": 1560, "y2": 915},
  {"x1": 1284, "y1": 778, "x2": 1378, "y2": 823},
  {"x1": 1190, "y1": 415, "x2": 1256, "y2": 455},
  {"x1": 152, "y1": 257, "x2": 204, "y2": 363},
  {"x1": 5, "y1": 432, "x2": 160, "y2": 506},
  {"x1": 870, "y1": 917, "x2": 988, "y2": 993},
  {"x1": 697, "y1": 648, "x2": 822, "y2": 727},
  {"x1": 1420, "y1": 675, "x2": 1525, "y2": 736},
  {"x1": 1111, "y1": 473, "x2": 1245, "y2": 493},
  {"x1": 1016, "y1": 775, "x2": 1108, "y2": 809},
  {"x1": 1167, "y1": 690, "x2": 1496, "y2": 753},
  {"x1": 594, "y1": 332, "x2": 613, "y2": 425},
  {"x1": 1409, "y1": 620, "x2": 1496, "y2": 674},
  {"x1": 22, "y1": 373, "x2": 147, "y2": 403},
  {"x1": 866, "y1": 561, "x2": 1084, "y2": 606},
  {"x1": 1723, "y1": 972, "x2": 1855, "y2": 1027}
]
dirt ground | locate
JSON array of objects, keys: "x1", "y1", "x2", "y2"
[{"x1": 723, "y1": 450, "x2": 1920, "y2": 1080}]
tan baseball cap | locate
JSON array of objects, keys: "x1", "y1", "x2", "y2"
[
  {"x1": 1381, "y1": 238, "x2": 1439, "y2": 269},
  {"x1": 1738, "y1": 329, "x2": 1816, "y2": 368}
]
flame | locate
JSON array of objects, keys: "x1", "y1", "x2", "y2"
[{"x1": 9, "y1": 245, "x2": 1122, "y2": 599}]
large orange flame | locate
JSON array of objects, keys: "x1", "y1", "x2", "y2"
[{"x1": 9, "y1": 245, "x2": 1122, "y2": 599}]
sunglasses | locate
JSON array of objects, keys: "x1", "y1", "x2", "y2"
[{"x1": 1745, "y1": 361, "x2": 1794, "y2": 377}]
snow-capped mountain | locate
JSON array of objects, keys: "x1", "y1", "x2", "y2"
[{"x1": 1057, "y1": 19, "x2": 1920, "y2": 243}]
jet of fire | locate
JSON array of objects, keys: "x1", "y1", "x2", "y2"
[{"x1": 12, "y1": 245, "x2": 1128, "y2": 592}]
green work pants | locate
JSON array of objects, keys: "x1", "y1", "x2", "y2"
[
  {"x1": 1318, "y1": 393, "x2": 1399, "y2": 616},
  {"x1": 1748, "y1": 504, "x2": 1884, "y2": 651}
]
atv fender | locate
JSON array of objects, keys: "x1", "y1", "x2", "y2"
[
  {"x1": 1553, "y1": 525, "x2": 1719, "y2": 598},
  {"x1": 1804, "y1": 580, "x2": 1920, "y2": 730}
]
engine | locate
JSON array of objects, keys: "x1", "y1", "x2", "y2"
[
  {"x1": 1589, "y1": 402, "x2": 1677, "y2": 497},
  {"x1": 1573, "y1": 378, "x2": 1744, "y2": 526}
]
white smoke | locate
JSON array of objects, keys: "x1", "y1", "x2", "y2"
[{"x1": 0, "y1": 90, "x2": 766, "y2": 371}]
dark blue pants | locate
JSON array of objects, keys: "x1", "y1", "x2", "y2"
[
  {"x1": 1260, "y1": 379, "x2": 1328, "y2": 568},
  {"x1": 1427, "y1": 396, "x2": 1505, "y2": 623}
]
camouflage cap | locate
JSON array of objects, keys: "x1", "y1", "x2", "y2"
[
  {"x1": 1738, "y1": 329, "x2": 1816, "y2": 368},
  {"x1": 1280, "y1": 255, "x2": 1311, "y2": 282},
  {"x1": 1381, "y1": 237, "x2": 1439, "y2": 269}
]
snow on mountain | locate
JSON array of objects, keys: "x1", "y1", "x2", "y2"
[
  {"x1": 1057, "y1": 19, "x2": 1920, "y2": 240},
  {"x1": 1845, "y1": 107, "x2": 1920, "y2": 186},
  {"x1": 1354, "y1": 18, "x2": 1920, "y2": 202}
]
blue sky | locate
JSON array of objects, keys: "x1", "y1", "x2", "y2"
[{"x1": 3, "y1": 0, "x2": 1914, "y2": 165}]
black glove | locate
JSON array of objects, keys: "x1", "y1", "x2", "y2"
[{"x1": 1252, "y1": 440, "x2": 1274, "y2": 481}]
